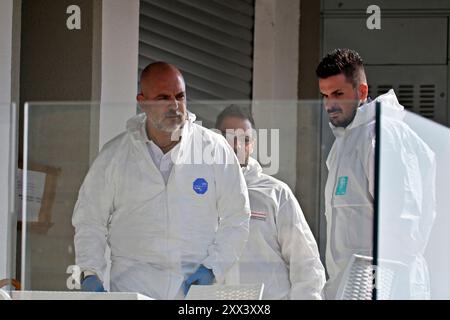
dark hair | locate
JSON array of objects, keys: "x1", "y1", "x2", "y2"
[
  {"x1": 215, "y1": 105, "x2": 255, "y2": 129},
  {"x1": 316, "y1": 48, "x2": 366, "y2": 87}
]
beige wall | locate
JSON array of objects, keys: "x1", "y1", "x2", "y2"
[
  {"x1": 18, "y1": 0, "x2": 101, "y2": 290},
  {"x1": 252, "y1": 0, "x2": 323, "y2": 243},
  {"x1": 297, "y1": 0, "x2": 323, "y2": 242},
  {"x1": 252, "y1": 0, "x2": 300, "y2": 190},
  {"x1": 1, "y1": 0, "x2": 20, "y2": 282},
  {"x1": 99, "y1": 0, "x2": 139, "y2": 148},
  {"x1": 0, "y1": 0, "x2": 14, "y2": 281}
]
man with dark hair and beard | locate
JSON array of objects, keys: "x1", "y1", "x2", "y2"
[{"x1": 317, "y1": 49, "x2": 436, "y2": 299}]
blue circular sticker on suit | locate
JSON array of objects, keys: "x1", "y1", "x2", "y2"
[{"x1": 193, "y1": 178, "x2": 208, "y2": 195}]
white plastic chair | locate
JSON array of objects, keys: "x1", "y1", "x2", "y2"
[
  {"x1": 336, "y1": 254, "x2": 375, "y2": 300},
  {"x1": 185, "y1": 283, "x2": 264, "y2": 300},
  {"x1": 336, "y1": 254, "x2": 408, "y2": 300}
]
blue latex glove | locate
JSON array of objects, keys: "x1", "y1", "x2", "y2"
[
  {"x1": 183, "y1": 265, "x2": 215, "y2": 295},
  {"x1": 81, "y1": 275, "x2": 106, "y2": 292}
]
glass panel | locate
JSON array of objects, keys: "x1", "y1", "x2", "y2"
[
  {"x1": 19, "y1": 99, "x2": 381, "y2": 299},
  {"x1": 377, "y1": 104, "x2": 450, "y2": 299},
  {"x1": 0, "y1": 103, "x2": 17, "y2": 300},
  {"x1": 20, "y1": 102, "x2": 103, "y2": 292}
]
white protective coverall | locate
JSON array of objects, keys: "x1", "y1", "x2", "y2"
[
  {"x1": 72, "y1": 112, "x2": 251, "y2": 299},
  {"x1": 229, "y1": 157, "x2": 325, "y2": 299},
  {"x1": 324, "y1": 89, "x2": 436, "y2": 299}
]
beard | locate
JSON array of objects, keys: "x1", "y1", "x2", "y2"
[
  {"x1": 328, "y1": 107, "x2": 357, "y2": 128},
  {"x1": 328, "y1": 94, "x2": 361, "y2": 128},
  {"x1": 150, "y1": 110, "x2": 186, "y2": 133}
]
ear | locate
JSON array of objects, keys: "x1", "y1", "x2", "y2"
[
  {"x1": 248, "y1": 135, "x2": 256, "y2": 155},
  {"x1": 136, "y1": 93, "x2": 145, "y2": 102},
  {"x1": 358, "y1": 83, "x2": 369, "y2": 102},
  {"x1": 248, "y1": 142, "x2": 255, "y2": 156}
]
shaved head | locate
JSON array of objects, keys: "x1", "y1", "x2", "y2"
[{"x1": 139, "y1": 62, "x2": 184, "y2": 94}]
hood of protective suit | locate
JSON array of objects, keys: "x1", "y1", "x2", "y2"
[
  {"x1": 330, "y1": 89, "x2": 405, "y2": 137},
  {"x1": 242, "y1": 156, "x2": 263, "y2": 188}
]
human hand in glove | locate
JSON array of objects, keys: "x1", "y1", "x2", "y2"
[
  {"x1": 183, "y1": 265, "x2": 215, "y2": 295},
  {"x1": 81, "y1": 275, "x2": 106, "y2": 292}
]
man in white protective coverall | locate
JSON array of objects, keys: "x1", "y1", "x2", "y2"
[
  {"x1": 215, "y1": 105, "x2": 326, "y2": 299},
  {"x1": 316, "y1": 48, "x2": 436, "y2": 299},
  {"x1": 72, "y1": 62, "x2": 251, "y2": 299}
]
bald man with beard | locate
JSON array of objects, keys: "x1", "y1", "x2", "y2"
[{"x1": 72, "y1": 62, "x2": 250, "y2": 299}]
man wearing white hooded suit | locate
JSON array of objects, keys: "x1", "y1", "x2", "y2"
[
  {"x1": 216, "y1": 105, "x2": 326, "y2": 300},
  {"x1": 72, "y1": 62, "x2": 251, "y2": 299},
  {"x1": 317, "y1": 49, "x2": 436, "y2": 299}
]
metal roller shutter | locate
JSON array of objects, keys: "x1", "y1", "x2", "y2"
[{"x1": 139, "y1": 0, "x2": 255, "y2": 101}]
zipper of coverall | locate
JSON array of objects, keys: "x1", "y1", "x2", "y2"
[
  {"x1": 137, "y1": 139, "x2": 176, "y2": 298},
  {"x1": 164, "y1": 151, "x2": 179, "y2": 299}
]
